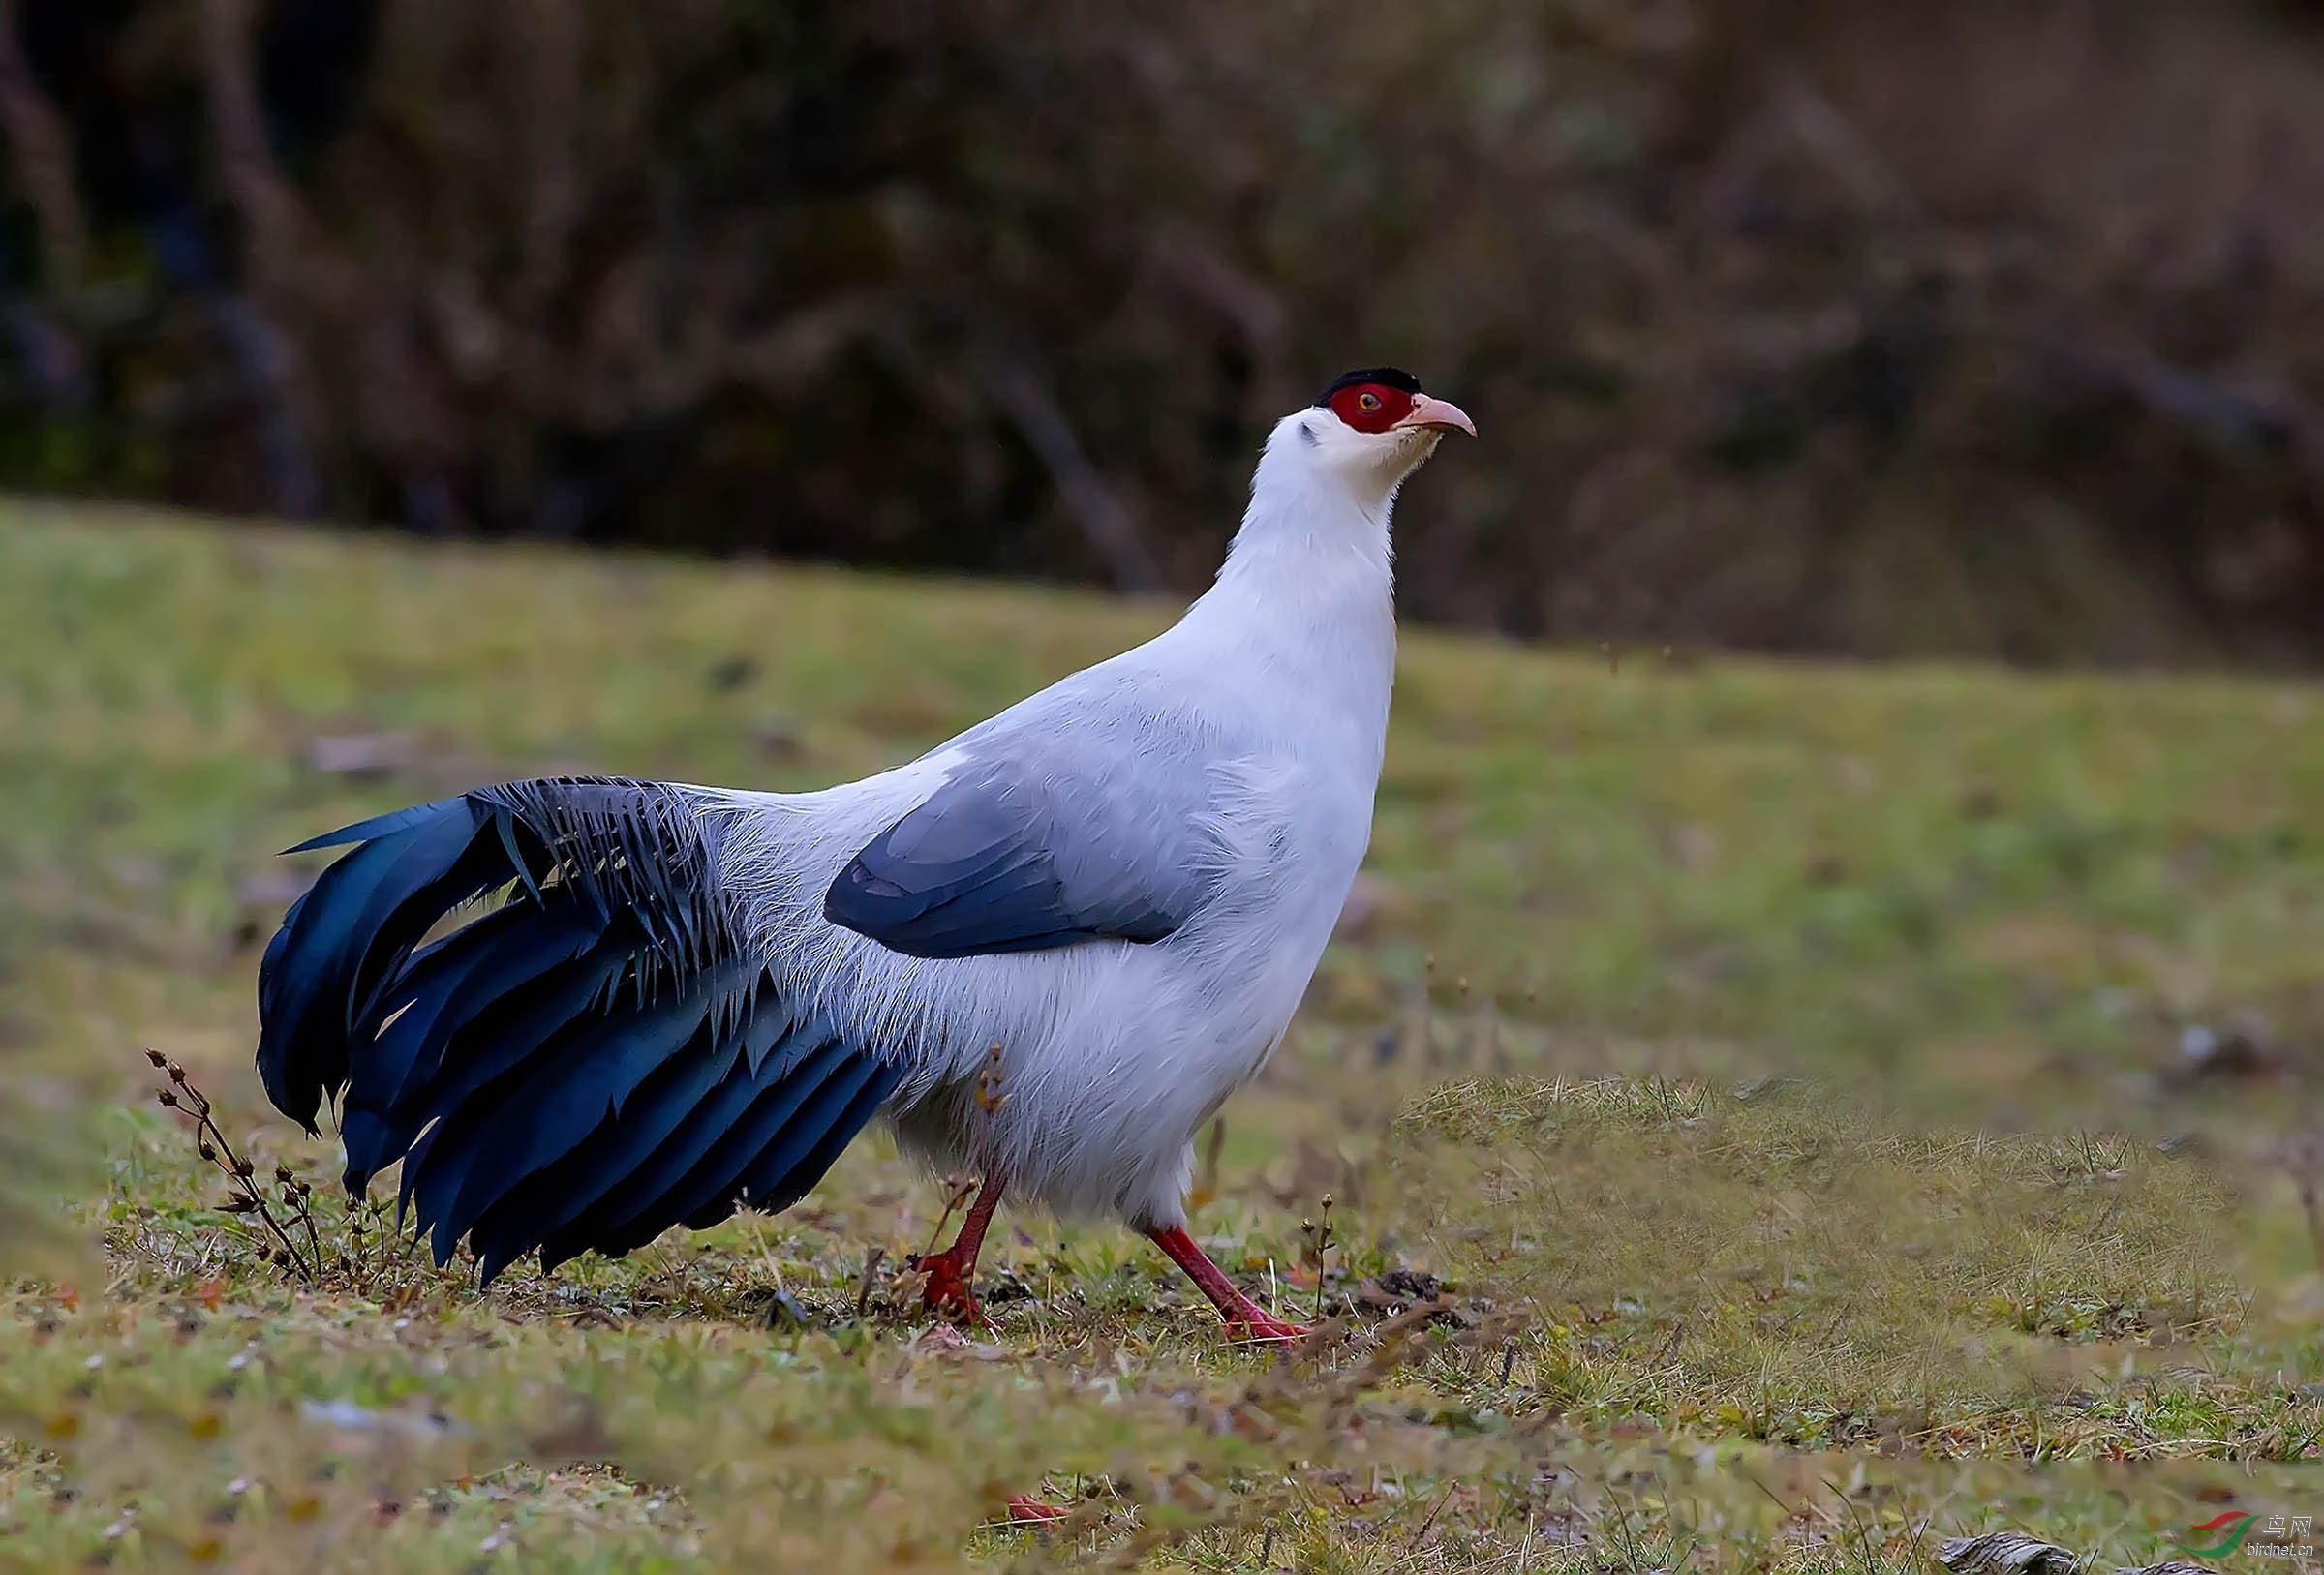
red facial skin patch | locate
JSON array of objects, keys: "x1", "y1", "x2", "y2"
[{"x1": 1327, "y1": 381, "x2": 1415, "y2": 433}]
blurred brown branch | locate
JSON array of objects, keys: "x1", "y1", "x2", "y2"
[
  {"x1": 980, "y1": 348, "x2": 1162, "y2": 593},
  {"x1": 0, "y1": 0, "x2": 82, "y2": 286}
]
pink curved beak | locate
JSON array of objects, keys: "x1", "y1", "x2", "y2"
[{"x1": 1395, "y1": 393, "x2": 1476, "y2": 437}]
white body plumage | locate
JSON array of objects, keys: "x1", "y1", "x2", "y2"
[
  {"x1": 710, "y1": 405, "x2": 1430, "y2": 1228},
  {"x1": 254, "y1": 372, "x2": 1468, "y2": 1301}
]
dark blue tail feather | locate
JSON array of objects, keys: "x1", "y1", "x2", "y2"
[
  {"x1": 471, "y1": 1033, "x2": 756, "y2": 1279},
  {"x1": 534, "y1": 1042, "x2": 816, "y2": 1271},
  {"x1": 593, "y1": 1040, "x2": 880, "y2": 1257},
  {"x1": 253, "y1": 776, "x2": 897, "y2": 1284},
  {"x1": 724, "y1": 1056, "x2": 900, "y2": 1222},
  {"x1": 354, "y1": 903, "x2": 598, "y2": 1124},
  {"x1": 681, "y1": 1051, "x2": 893, "y2": 1231},
  {"x1": 342, "y1": 916, "x2": 633, "y2": 1189},
  {"x1": 257, "y1": 805, "x2": 496, "y2": 1127},
  {"x1": 422, "y1": 956, "x2": 758, "y2": 1257}
]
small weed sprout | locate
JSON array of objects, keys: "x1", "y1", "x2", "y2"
[
  {"x1": 1300, "y1": 1192, "x2": 1336, "y2": 1326},
  {"x1": 139, "y1": 1048, "x2": 405, "y2": 1292},
  {"x1": 1599, "y1": 1493, "x2": 1700, "y2": 1575},
  {"x1": 144, "y1": 1048, "x2": 318, "y2": 1283},
  {"x1": 2285, "y1": 1131, "x2": 2324, "y2": 1274}
]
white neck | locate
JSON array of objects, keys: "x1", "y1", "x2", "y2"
[{"x1": 1171, "y1": 413, "x2": 1404, "y2": 740}]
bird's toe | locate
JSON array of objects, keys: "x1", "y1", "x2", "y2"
[
  {"x1": 912, "y1": 1250, "x2": 992, "y2": 1329},
  {"x1": 998, "y1": 1494, "x2": 1071, "y2": 1525},
  {"x1": 1222, "y1": 1311, "x2": 1311, "y2": 1346}
]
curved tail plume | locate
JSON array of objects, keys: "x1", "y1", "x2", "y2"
[{"x1": 256, "y1": 776, "x2": 898, "y2": 1283}]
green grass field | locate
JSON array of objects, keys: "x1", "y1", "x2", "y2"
[{"x1": 4, "y1": 502, "x2": 2323, "y2": 1572}]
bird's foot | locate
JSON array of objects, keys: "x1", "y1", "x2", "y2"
[
  {"x1": 911, "y1": 1247, "x2": 992, "y2": 1329},
  {"x1": 1144, "y1": 1225, "x2": 1312, "y2": 1347},
  {"x1": 999, "y1": 1494, "x2": 1071, "y2": 1525},
  {"x1": 1221, "y1": 1301, "x2": 1311, "y2": 1346}
]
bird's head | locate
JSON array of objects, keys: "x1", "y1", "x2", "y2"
[{"x1": 1273, "y1": 367, "x2": 1475, "y2": 511}]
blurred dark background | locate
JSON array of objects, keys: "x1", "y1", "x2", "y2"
[{"x1": 2, "y1": 0, "x2": 2321, "y2": 664}]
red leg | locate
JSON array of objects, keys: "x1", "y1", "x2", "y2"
[
  {"x1": 1145, "y1": 1225, "x2": 1310, "y2": 1344},
  {"x1": 914, "y1": 1175, "x2": 1006, "y2": 1327}
]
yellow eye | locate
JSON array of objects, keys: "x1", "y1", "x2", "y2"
[{"x1": 1358, "y1": 391, "x2": 1382, "y2": 411}]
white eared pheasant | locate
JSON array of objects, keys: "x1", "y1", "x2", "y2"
[{"x1": 256, "y1": 368, "x2": 1475, "y2": 1349}]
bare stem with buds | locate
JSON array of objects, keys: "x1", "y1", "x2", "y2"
[
  {"x1": 1300, "y1": 1192, "x2": 1337, "y2": 1327},
  {"x1": 145, "y1": 1048, "x2": 317, "y2": 1283}
]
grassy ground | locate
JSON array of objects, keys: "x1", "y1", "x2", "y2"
[{"x1": 3, "y1": 501, "x2": 2323, "y2": 1572}]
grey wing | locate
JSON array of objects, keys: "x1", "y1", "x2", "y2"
[{"x1": 821, "y1": 739, "x2": 1216, "y2": 959}]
